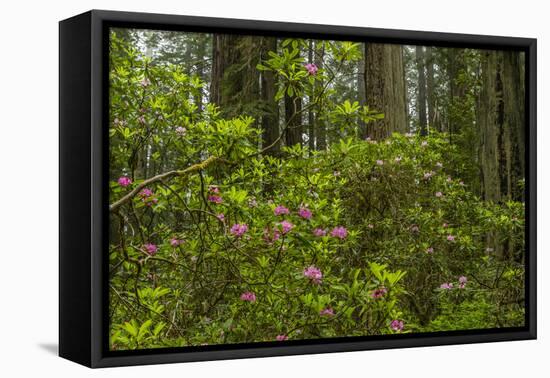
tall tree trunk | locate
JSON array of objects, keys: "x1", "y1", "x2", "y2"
[
  {"x1": 364, "y1": 44, "x2": 408, "y2": 139},
  {"x1": 284, "y1": 44, "x2": 303, "y2": 147},
  {"x1": 308, "y1": 40, "x2": 315, "y2": 150},
  {"x1": 416, "y1": 46, "x2": 428, "y2": 136},
  {"x1": 478, "y1": 50, "x2": 525, "y2": 259},
  {"x1": 285, "y1": 94, "x2": 302, "y2": 147},
  {"x1": 315, "y1": 43, "x2": 326, "y2": 149},
  {"x1": 210, "y1": 35, "x2": 260, "y2": 118},
  {"x1": 194, "y1": 34, "x2": 209, "y2": 113},
  {"x1": 260, "y1": 37, "x2": 280, "y2": 155},
  {"x1": 210, "y1": 34, "x2": 228, "y2": 106},
  {"x1": 447, "y1": 48, "x2": 467, "y2": 137},
  {"x1": 425, "y1": 47, "x2": 438, "y2": 131},
  {"x1": 357, "y1": 45, "x2": 367, "y2": 138},
  {"x1": 478, "y1": 50, "x2": 525, "y2": 203}
]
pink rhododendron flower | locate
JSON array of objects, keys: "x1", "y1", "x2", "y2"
[
  {"x1": 435, "y1": 191, "x2": 443, "y2": 198},
  {"x1": 170, "y1": 238, "x2": 183, "y2": 247},
  {"x1": 459, "y1": 181, "x2": 465, "y2": 186},
  {"x1": 410, "y1": 224, "x2": 420, "y2": 233},
  {"x1": 216, "y1": 213, "x2": 225, "y2": 222},
  {"x1": 447, "y1": 235, "x2": 455, "y2": 241},
  {"x1": 376, "y1": 160, "x2": 384, "y2": 166},
  {"x1": 367, "y1": 224, "x2": 374, "y2": 229},
  {"x1": 279, "y1": 220, "x2": 294, "y2": 234},
  {"x1": 458, "y1": 276, "x2": 467, "y2": 289},
  {"x1": 139, "y1": 189, "x2": 158, "y2": 206},
  {"x1": 117, "y1": 176, "x2": 132, "y2": 187},
  {"x1": 390, "y1": 319, "x2": 404, "y2": 331},
  {"x1": 313, "y1": 228, "x2": 327, "y2": 237},
  {"x1": 298, "y1": 207, "x2": 312, "y2": 220},
  {"x1": 208, "y1": 195, "x2": 223, "y2": 204},
  {"x1": 208, "y1": 185, "x2": 219, "y2": 193},
  {"x1": 240, "y1": 291, "x2": 256, "y2": 302},
  {"x1": 140, "y1": 78, "x2": 151, "y2": 87},
  {"x1": 230, "y1": 223, "x2": 249, "y2": 237},
  {"x1": 333, "y1": 171, "x2": 341, "y2": 177},
  {"x1": 426, "y1": 247, "x2": 434, "y2": 253},
  {"x1": 443, "y1": 223, "x2": 449, "y2": 228},
  {"x1": 304, "y1": 63, "x2": 318, "y2": 75},
  {"x1": 276, "y1": 334, "x2": 288, "y2": 341},
  {"x1": 440, "y1": 282, "x2": 453, "y2": 289},
  {"x1": 330, "y1": 226, "x2": 348, "y2": 239},
  {"x1": 447, "y1": 176, "x2": 453, "y2": 183},
  {"x1": 175, "y1": 126, "x2": 186, "y2": 136},
  {"x1": 139, "y1": 188, "x2": 153, "y2": 198},
  {"x1": 303, "y1": 265, "x2": 323, "y2": 284},
  {"x1": 274, "y1": 205, "x2": 290, "y2": 216},
  {"x1": 320, "y1": 307, "x2": 335, "y2": 317},
  {"x1": 371, "y1": 287, "x2": 387, "y2": 298},
  {"x1": 137, "y1": 115, "x2": 146, "y2": 124},
  {"x1": 144, "y1": 243, "x2": 158, "y2": 256}
]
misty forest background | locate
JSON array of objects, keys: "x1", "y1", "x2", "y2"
[{"x1": 108, "y1": 28, "x2": 526, "y2": 350}]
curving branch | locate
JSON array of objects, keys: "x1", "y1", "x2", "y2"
[{"x1": 110, "y1": 156, "x2": 226, "y2": 213}]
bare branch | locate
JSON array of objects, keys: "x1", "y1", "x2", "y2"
[{"x1": 110, "y1": 156, "x2": 225, "y2": 212}]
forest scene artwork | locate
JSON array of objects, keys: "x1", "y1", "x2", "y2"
[{"x1": 108, "y1": 27, "x2": 526, "y2": 351}]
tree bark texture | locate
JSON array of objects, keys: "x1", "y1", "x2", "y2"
[{"x1": 364, "y1": 43, "x2": 408, "y2": 139}]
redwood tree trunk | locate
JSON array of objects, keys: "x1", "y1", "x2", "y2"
[
  {"x1": 314, "y1": 43, "x2": 326, "y2": 149},
  {"x1": 478, "y1": 50, "x2": 525, "y2": 203},
  {"x1": 426, "y1": 47, "x2": 438, "y2": 131},
  {"x1": 260, "y1": 37, "x2": 280, "y2": 155},
  {"x1": 416, "y1": 46, "x2": 428, "y2": 135},
  {"x1": 364, "y1": 43, "x2": 408, "y2": 139}
]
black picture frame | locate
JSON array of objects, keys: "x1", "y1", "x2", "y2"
[{"x1": 59, "y1": 9, "x2": 537, "y2": 368}]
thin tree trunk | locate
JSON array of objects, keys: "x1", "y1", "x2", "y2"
[
  {"x1": 358, "y1": 45, "x2": 367, "y2": 139},
  {"x1": 426, "y1": 46, "x2": 438, "y2": 131},
  {"x1": 416, "y1": 46, "x2": 428, "y2": 136},
  {"x1": 315, "y1": 43, "x2": 326, "y2": 149},
  {"x1": 260, "y1": 37, "x2": 280, "y2": 155},
  {"x1": 447, "y1": 48, "x2": 467, "y2": 138},
  {"x1": 308, "y1": 40, "x2": 315, "y2": 150},
  {"x1": 285, "y1": 94, "x2": 302, "y2": 147}
]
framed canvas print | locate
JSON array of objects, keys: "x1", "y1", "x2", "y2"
[{"x1": 59, "y1": 10, "x2": 536, "y2": 368}]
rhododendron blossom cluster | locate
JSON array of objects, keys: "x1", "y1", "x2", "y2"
[
  {"x1": 143, "y1": 243, "x2": 158, "y2": 256},
  {"x1": 303, "y1": 265, "x2": 323, "y2": 284},
  {"x1": 230, "y1": 223, "x2": 249, "y2": 237},
  {"x1": 330, "y1": 226, "x2": 348, "y2": 239},
  {"x1": 240, "y1": 291, "x2": 256, "y2": 302},
  {"x1": 274, "y1": 205, "x2": 290, "y2": 216},
  {"x1": 117, "y1": 176, "x2": 132, "y2": 187}
]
